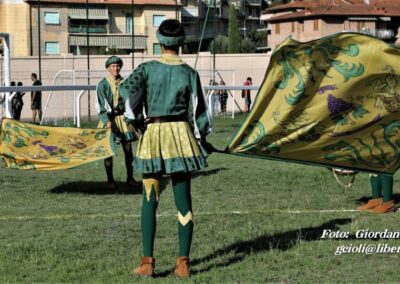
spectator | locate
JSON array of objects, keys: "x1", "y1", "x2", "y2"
[
  {"x1": 242, "y1": 77, "x2": 252, "y2": 113},
  {"x1": 31, "y1": 73, "x2": 42, "y2": 123},
  {"x1": 209, "y1": 79, "x2": 219, "y2": 115},
  {"x1": 218, "y1": 80, "x2": 228, "y2": 115},
  {"x1": 12, "y1": 82, "x2": 25, "y2": 120}
]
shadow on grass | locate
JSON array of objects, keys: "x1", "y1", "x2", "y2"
[
  {"x1": 182, "y1": 218, "x2": 352, "y2": 275},
  {"x1": 49, "y1": 181, "x2": 143, "y2": 195},
  {"x1": 49, "y1": 168, "x2": 227, "y2": 196},
  {"x1": 192, "y1": 167, "x2": 228, "y2": 178}
]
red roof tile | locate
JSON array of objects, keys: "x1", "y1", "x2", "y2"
[{"x1": 264, "y1": 0, "x2": 400, "y2": 21}]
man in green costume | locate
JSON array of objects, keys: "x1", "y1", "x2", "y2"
[
  {"x1": 96, "y1": 56, "x2": 141, "y2": 190},
  {"x1": 357, "y1": 174, "x2": 394, "y2": 213},
  {"x1": 119, "y1": 19, "x2": 211, "y2": 277},
  {"x1": 357, "y1": 27, "x2": 399, "y2": 214}
]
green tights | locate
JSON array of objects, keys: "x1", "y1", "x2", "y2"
[
  {"x1": 370, "y1": 174, "x2": 393, "y2": 202},
  {"x1": 141, "y1": 173, "x2": 193, "y2": 257}
]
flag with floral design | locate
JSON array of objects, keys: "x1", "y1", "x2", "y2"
[
  {"x1": 227, "y1": 33, "x2": 400, "y2": 174},
  {"x1": 0, "y1": 119, "x2": 113, "y2": 170}
]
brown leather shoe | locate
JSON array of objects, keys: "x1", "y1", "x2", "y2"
[
  {"x1": 175, "y1": 256, "x2": 190, "y2": 277},
  {"x1": 369, "y1": 200, "x2": 395, "y2": 214},
  {"x1": 132, "y1": 257, "x2": 155, "y2": 277},
  {"x1": 357, "y1": 197, "x2": 383, "y2": 211}
]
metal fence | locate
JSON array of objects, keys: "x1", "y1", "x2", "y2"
[{"x1": 0, "y1": 84, "x2": 260, "y2": 126}]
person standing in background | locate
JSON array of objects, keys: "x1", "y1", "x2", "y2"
[
  {"x1": 218, "y1": 80, "x2": 228, "y2": 115},
  {"x1": 242, "y1": 77, "x2": 252, "y2": 113},
  {"x1": 31, "y1": 73, "x2": 42, "y2": 123},
  {"x1": 12, "y1": 82, "x2": 25, "y2": 120}
]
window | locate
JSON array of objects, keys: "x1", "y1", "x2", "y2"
[
  {"x1": 153, "y1": 43, "x2": 161, "y2": 55},
  {"x1": 275, "y1": 23, "x2": 280, "y2": 34},
  {"x1": 313, "y1": 19, "x2": 319, "y2": 31},
  {"x1": 45, "y1": 42, "x2": 59, "y2": 55},
  {"x1": 153, "y1": 15, "x2": 166, "y2": 27},
  {"x1": 44, "y1": 12, "x2": 60, "y2": 25},
  {"x1": 126, "y1": 13, "x2": 133, "y2": 34}
]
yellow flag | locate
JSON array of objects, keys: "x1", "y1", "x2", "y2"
[
  {"x1": 227, "y1": 33, "x2": 400, "y2": 175},
  {"x1": 0, "y1": 119, "x2": 113, "y2": 170}
]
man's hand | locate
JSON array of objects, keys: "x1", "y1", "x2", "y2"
[{"x1": 106, "y1": 121, "x2": 112, "y2": 128}]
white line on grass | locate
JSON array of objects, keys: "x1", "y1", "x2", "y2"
[{"x1": 0, "y1": 209, "x2": 360, "y2": 221}]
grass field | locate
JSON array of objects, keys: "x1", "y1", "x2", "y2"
[{"x1": 1, "y1": 114, "x2": 399, "y2": 283}]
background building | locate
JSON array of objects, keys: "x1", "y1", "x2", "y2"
[
  {"x1": 1, "y1": 0, "x2": 181, "y2": 56},
  {"x1": 181, "y1": 0, "x2": 270, "y2": 52},
  {"x1": 0, "y1": 0, "x2": 30, "y2": 56},
  {"x1": 262, "y1": 0, "x2": 400, "y2": 50}
]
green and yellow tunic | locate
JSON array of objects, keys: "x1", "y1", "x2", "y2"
[
  {"x1": 96, "y1": 76, "x2": 137, "y2": 143},
  {"x1": 120, "y1": 54, "x2": 211, "y2": 174}
]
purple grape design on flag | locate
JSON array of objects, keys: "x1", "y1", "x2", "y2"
[
  {"x1": 318, "y1": 84, "x2": 337, "y2": 94},
  {"x1": 327, "y1": 94, "x2": 354, "y2": 115},
  {"x1": 39, "y1": 144, "x2": 58, "y2": 152}
]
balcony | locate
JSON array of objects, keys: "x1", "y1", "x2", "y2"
[
  {"x1": 343, "y1": 28, "x2": 394, "y2": 40},
  {"x1": 246, "y1": 0, "x2": 263, "y2": 6},
  {"x1": 202, "y1": 0, "x2": 221, "y2": 7},
  {"x1": 182, "y1": 6, "x2": 199, "y2": 18},
  {"x1": 69, "y1": 26, "x2": 107, "y2": 34},
  {"x1": 69, "y1": 34, "x2": 147, "y2": 50}
]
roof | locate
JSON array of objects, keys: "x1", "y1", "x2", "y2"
[
  {"x1": 263, "y1": 0, "x2": 400, "y2": 22},
  {"x1": 24, "y1": 0, "x2": 181, "y2": 6}
]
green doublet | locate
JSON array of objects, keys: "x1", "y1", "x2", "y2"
[
  {"x1": 96, "y1": 76, "x2": 137, "y2": 143},
  {"x1": 120, "y1": 54, "x2": 211, "y2": 174}
]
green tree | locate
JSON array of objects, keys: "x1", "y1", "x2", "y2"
[
  {"x1": 228, "y1": 4, "x2": 241, "y2": 53},
  {"x1": 209, "y1": 35, "x2": 228, "y2": 54},
  {"x1": 241, "y1": 37, "x2": 256, "y2": 53},
  {"x1": 245, "y1": 30, "x2": 269, "y2": 52}
]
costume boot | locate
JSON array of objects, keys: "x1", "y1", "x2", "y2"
[
  {"x1": 132, "y1": 257, "x2": 155, "y2": 277},
  {"x1": 369, "y1": 200, "x2": 395, "y2": 214},
  {"x1": 357, "y1": 198, "x2": 383, "y2": 211},
  {"x1": 174, "y1": 256, "x2": 190, "y2": 277}
]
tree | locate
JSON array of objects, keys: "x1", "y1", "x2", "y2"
[
  {"x1": 246, "y1": 30, "x2": 269, "y2": 52},
  {"x1": 209, "y1": 35, "x2": 228, "y2": 54},
  {"x1": 241, "y1": 37, "x2": 256, "y2": 53},
  {"x1": 228, "y1": 4, "x2": 241, "y2": 53}
]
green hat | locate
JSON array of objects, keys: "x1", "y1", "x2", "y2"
[
  {"x1": 105, "y1": 56, "x2": 123, "y2": 68},
  {"x1": 156, "y1": 30, "x2": 185, "y2": 47}
]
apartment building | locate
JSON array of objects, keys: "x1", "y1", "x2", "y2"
[
  {"x1": 0, "y1": 0, "x2": 30, "y2": 56},
  {"x1": 1, "y1": 0, "x2": 181, "y2": 56},
  {"x1": 262, "y1": 0, "x2": 400, "y2": 50},
  {"x1": 182, "y1": 0, "x2": 269, "y2": 43}
]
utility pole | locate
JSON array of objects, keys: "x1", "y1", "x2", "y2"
[
  {"x1": 37, "y1": 0, "x2": 42, "y2": 80},
  {"x1": 86, "y1": 0, "x2": 91, "y2": 119},
  {"x1": 132, "y1": 0, "x2": 135, "y2": 70},
  {"x1": 213, "y1": 0, "x2": 216, "y2": 83}
]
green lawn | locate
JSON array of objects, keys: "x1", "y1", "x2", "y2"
[{"x1": 1, "y1": 115, "x2": 399, "y2": 283}]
